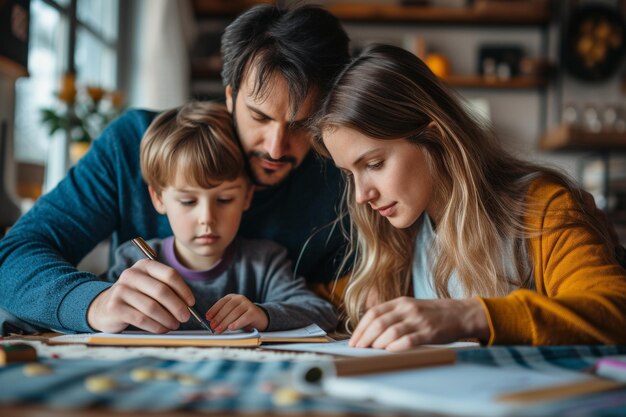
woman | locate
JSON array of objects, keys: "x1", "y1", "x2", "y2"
[{"x1": 314, "y1": 44, "x2": 626, "y2": 351}]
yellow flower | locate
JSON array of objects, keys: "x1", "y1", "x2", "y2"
[
  {"x1": 86, "y1": 86, "x2": 105, "y2": 103},
  {"x1": 58, "y1": 72, "x2": 77, "y2": 104},
  {"x1": 109, "y1": 90, "x2": 125, "y2": 109}
]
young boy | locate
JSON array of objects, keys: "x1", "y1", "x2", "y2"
[{"x1": 104, "y1": 102, "x2": 338, "y2": 332}]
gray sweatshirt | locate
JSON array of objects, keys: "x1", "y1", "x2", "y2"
[{"x1": 105, "y1": 236, "x2": 338, "y2": 332}]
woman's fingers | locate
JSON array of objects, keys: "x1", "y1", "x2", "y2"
[
  {"x1": 349, "y1": 298, "x2": 486, "y2": 351},
  {"x1": 349, "y1": 301, "x2": 396, "y2": 346}
]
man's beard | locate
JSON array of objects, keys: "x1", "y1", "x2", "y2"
[
  {"x1": 232, "y1": 106, "x2": 297, "y2": 188},
  {"x1": 247, "y1": 151, "x2": 297, "y2": 188}
]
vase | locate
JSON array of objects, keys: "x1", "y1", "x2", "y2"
[
  {"x1": 70, "y1": 141, "x2": 90, "y2": 164},
  {"x1": 0, "y1": 121, "x2": 22, "y2": 235}
]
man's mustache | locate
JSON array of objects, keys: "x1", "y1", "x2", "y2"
[{"x1": 250, "y1": 151, "x2": 296, "y2": 166}]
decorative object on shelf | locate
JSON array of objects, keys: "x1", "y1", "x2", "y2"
[
  {"x1": 563, "y1": 3, "x2": 625, "y2": 82},
  {"x1": 40, "y1": 72, "x2": 125, "y2": 163},
  {"x1": 424, "y1": 52, "x2": 451, "y2": 78},
  {"x1": 478, "y1": 44, "x2": 524, "y2": 80},
  {"x1": 560, "y1": 102, "x2": 625, "y2": 134}
]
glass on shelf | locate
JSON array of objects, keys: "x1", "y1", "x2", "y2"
[
  {"x1": 582, "y1": 103, "x2": 602, "y2": 133},
  {"x1": 562, "y1": 103, "x2": 579, "y2": 127},
  {"x1": 601, "y1": 105, "x2": 618, "y2": 131}
]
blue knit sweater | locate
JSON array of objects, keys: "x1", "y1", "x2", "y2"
[{"x1": 0, "y1": 109, "x2": 345, "y2": 332}]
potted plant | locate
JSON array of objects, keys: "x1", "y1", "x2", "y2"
[{"x1": 41, "y1": 72, "x2": 124, "y2": 163}]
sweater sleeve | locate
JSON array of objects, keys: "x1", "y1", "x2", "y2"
[
  {"x1": 254, "y1": 243, "x2": 339, "y2": 332},
  {"x1": 0, "y1": 110, "x2": 152, "y2": 333},
  {"x1": 478, "y1": 180, "x2": 626, "y2": 345}
]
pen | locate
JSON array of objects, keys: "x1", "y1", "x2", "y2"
[{"x1": 131, "y1": 237, "x2": 214, "y2": 333}]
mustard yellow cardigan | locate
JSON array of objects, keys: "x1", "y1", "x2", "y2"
[
  {"x1": 478, "y1": 178, "x2": 626, "y2": 345},
  {"x1": 314, "y1": 179, "x2": 626, "y2": 345}
]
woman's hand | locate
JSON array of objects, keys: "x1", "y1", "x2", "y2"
[
  {"x1": 87, "y1": 259, "x2": 194, "y2": 333},
  {"x1": 205, "y1": 294, "x2": 269, "y2": 333},
  {"x1": 349, "y1": 297, "x2": 490, "y2": 351}
]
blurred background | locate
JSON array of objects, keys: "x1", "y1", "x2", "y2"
[{"x1": 1, "y1": 0, "x2": 625, "y2": 270}]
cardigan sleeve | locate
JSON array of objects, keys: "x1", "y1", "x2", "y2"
[{"x1": 478, "y1": 180, "x2": 626, "y2": 345}]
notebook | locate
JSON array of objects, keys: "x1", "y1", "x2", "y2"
[{"x1": 49, "y1": 324, "x2": 330, "y2": 348}]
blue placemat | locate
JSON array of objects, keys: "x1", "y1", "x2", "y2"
[{"x1": 1, "y1": 345, "x2": 625, "y2": 415}]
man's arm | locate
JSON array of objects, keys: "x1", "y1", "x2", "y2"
[{"x1": 0, "y1": 110, "x2": 155, "y2": 332}]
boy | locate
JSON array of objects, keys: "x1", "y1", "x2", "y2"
[{"x1": 104, "y1": 102, "x2": 337, "y2": 333}]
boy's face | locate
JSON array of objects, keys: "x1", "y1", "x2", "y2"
[
  {"x1": 149, "y1": 175, "x2": 253, "y2": 270},
  {"x1": 226, "y1": 68, "x2": 316, "y2": 189}
]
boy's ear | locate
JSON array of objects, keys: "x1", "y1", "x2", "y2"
[
  {"x1": 225, "y1": 85, "x2": 233, "y2": 113},
  {"x1": 148, "y1": 185, "x2": 167, "y2": 214},
  {"x1": 243, "y1": 184, "x2": 254, "y2": 211}
]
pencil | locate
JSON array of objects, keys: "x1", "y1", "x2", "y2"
[{"x1": 131, "y1": 237, "x2": 214, "y2": 333}]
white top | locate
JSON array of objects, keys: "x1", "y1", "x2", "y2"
[
  {"x1": 411, "y1": 214, "x2": 519, "y2": 299},
  {"x1": 412, "y1": 214, "x2": 464, "y2": 299}
]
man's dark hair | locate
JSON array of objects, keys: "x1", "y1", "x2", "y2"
[{"x1": 221, "y1": 4, "x2": 350, "y2": 116}]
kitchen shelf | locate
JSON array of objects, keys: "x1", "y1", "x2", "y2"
[
  {"x1": 192, "y1": 0, "x2": 272, "y2": 18},
  {"x1": 190, "y1": 70, "x2": 548, "y2": 91},
  {"x1": 325, "y1": 3, "x2": 550, "y2": 26},
  {"x1": 444, "y1": 75, "x2": 547, "y2": 89},
  {"x1": 540, "y1": 125, "x2": 626, "y2": 151}
]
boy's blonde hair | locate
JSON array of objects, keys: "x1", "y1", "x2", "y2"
[{"x1": 140, "y1": 102, "x2": 246, "y2": 193}]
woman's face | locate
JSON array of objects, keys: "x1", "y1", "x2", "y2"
[{"x1": 323, "y1": 126, "x2": 435, "y2": 229}]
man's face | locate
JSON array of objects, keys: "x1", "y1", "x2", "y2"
[{"x1": 226, "y1": 69, "x2": 315, "y2": 188}]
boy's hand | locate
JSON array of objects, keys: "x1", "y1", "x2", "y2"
[
  {"x1": 87, "y1": 259, "x2": 193, "y2": 333},
  {"x1": 205, "y1": 294, "x2": 269, "y2": 332}
]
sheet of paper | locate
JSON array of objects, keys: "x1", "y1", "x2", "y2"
[
  {"x1": 324, "y1": 363, "x2": 593, "y2": 417},
  {"x1": 262, "y1": 339, "x2": 478, "y2": 357},
  {"x1": 259, "y1": 324, "x2": 326, "y2": 339},
  {"x1": 51, "y1": 329, "x2": 258, "y2": 343}
]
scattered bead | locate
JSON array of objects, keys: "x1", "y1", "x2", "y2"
[
  {"x1": 177, "y1": 374, "x2": 202, "y2": 385},
  {"x1": 153, "y1": 369, "x2": 176, "y2": 380},
  {"x1": 130, "y1": 367, "x2": 155, "y2": 382},
  {"x1": 85, "y1": 375, "x2": 118, "y2": 393},
  {"x1": 23, "y1": 363, "x2": 52, "y2": 376},
  {"x1": 272, "y1": 387, "x2": 302, "y2": 406}
]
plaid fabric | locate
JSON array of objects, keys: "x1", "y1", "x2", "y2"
[{"x1": 0, "y1": 346, "x2": 625, "y2": 415}]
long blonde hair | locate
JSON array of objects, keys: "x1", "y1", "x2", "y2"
[{"x1": 313, "y1": 44, "x2": 617, "y2": 330}]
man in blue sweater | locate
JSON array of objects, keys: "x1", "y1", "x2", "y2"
[{"x1": 0, "y1": 4, "x2": 350, "y2": 334}]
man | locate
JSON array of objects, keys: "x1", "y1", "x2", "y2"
[{"x1": 0, "y1": 4, "x2": 350, "y2": 334}]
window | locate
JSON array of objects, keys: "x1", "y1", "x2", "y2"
[{"x1": 14, "y1": 0, "x2": 119, "y2": 166}]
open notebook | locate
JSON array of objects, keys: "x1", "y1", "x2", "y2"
[{"x1": 49, "y1": 324, "x2": 330, "y2": 348}]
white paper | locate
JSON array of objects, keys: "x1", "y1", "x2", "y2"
[
  {"x1": 259, "y1": 323, "x2": 326, "y2": 339},
  {"x1": 323, "y1": 363, "x2": 591, "y2": 417},
  {"x1": 50, "y1": 328, "x2": 258, "y2": 343},
  {"x1": 263, "y1": 339, "x2": 479, "y2": 357}
]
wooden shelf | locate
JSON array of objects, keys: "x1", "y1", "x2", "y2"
[
  {"x1": 326, "y1": 3, "x2": 550, "y2": 25},
  {"x1": 192, "y1": 0, "x2": 272, "y2": 18},
  {"x1": 443, "y1": 75, "x2": 547, "y2": 89},
  {"x1": 192, "y1": 1, "x2": 550, "y2": 25},
  {"x1": 190, "y1": 69, "x2": 548, "y2": 90},
  {"x1": 540, "y1": 126, "x2": 626, "y2": 151}
]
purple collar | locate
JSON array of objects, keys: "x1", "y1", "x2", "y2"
[{"x1": 162, "y1": 236, "x2": 236, "y2": 281}]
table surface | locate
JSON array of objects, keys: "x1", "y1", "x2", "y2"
[{"x1": 1, "y1": 335, "x2": 626, "y2": 417}]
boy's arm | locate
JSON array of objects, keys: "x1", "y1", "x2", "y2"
[{"x1": 255, "y1": 245, "x2": 339, "y2": 332}]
